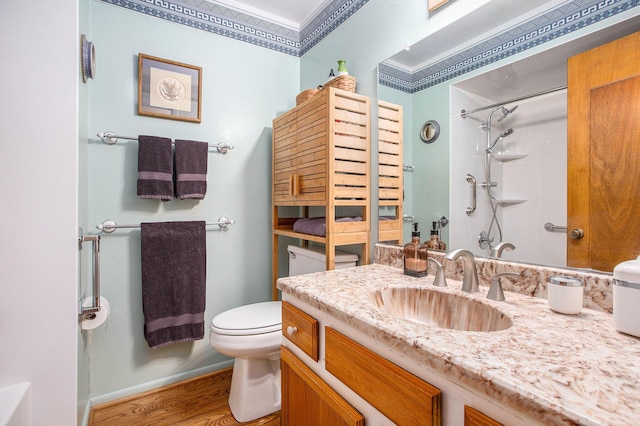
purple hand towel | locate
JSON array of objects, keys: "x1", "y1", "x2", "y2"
[
  {"x1": 175, "y1": 139, "x2": 208, "y2": 200},
  {"x1": 141, "y1": 221, "x2": 207, "y2": 349},
  {"x1": 137, "y1": 135, "x2": 173, "y2": 201}
]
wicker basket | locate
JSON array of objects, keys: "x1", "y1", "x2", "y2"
[
  {"x1": 296, "y1": 88, "x2": 320, "y2": 105},
  {"x1": 321, "y1": 75, "x2": 356, "y2": 92}
]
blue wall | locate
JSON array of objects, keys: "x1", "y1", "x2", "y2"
[{"x1": 84, "y1": 1, "x2": 298, "y2": 400}]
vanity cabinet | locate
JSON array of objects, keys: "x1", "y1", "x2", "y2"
[
  {"x1": 281, "y1": 301, "x2": 363, "y2": 425},
  {"x1": 281, "y1": 301, "x2": 442, "y2": 425},
  {"x1": 272, "y1": 87, "x2": 371, "y2": 299},
  {"x1": 280, "y1": 296, "x2": 533, "y2": 425}
]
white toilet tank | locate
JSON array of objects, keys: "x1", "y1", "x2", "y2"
[{"x1": 287, "y1": 245, "x2": 359, "y2": 276}]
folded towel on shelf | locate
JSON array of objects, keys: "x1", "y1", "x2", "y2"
[
  {"x1": 174, "y1": 139, "x2": 209, "y2": 200},
  {"x1": 292, "y1": 216, "x2": 363, "y2": 237},
  {"x1": 141, "y1": 221, "x2": 207, "y2": 349},
  {"x1": 137, "y1": 135, "x2": 173, "y2": 201}
]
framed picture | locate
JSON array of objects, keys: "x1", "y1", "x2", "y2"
[
  {"x1": 428, "y1": 0, "x2": 449, "y2": 12},
  {"x1": 138, "y1": 54, "x2": 202, "y2": 123}
]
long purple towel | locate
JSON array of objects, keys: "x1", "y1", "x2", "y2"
[
  {"x1": 174, "y1": 139, "x2": 208, "y2": 200},
  {"x1": 137, "y1": 135, "x2": 173, "y2": 201},
  {"x1": 141, "y1": 221, "x2": 206, "y2": 349}
]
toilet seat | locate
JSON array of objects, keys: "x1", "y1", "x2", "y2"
[{"x1": 211, "y1": 301, "x2": 281, "y2": 336}]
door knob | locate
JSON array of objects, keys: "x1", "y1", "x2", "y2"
[{"x1": 569, "y1": 228, "x2": 584, "y2": 240}]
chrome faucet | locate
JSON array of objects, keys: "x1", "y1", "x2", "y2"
[
  {"x1": 443, "y1": 249, "x2": 480, "y2": 293},
  {"x1": 428, "y1": 258, "x2": 447, "y2": 287},
  {"x1": 490, "y1": 242, "x2": 515, "y2": 259},
  {"x1": 487, "y1": 272, "x2": 520, "y2": 301}
]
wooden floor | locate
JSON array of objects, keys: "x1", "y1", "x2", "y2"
[{"x1": 89, "y1": 368, "x2": 281, "y2": 426}]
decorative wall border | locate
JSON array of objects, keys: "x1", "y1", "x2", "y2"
[
  {"x1": 379, "y1": 0, "x2": 640, "y2": 93},
  {"x1": 98, "y1": 0, "x2": 369, "y2": 57}
]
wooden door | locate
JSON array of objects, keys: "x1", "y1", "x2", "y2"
[{"x1": 567, "y1": 31, "x2": 640, "y2": 271}]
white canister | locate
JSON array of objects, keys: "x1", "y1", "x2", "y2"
[
  {"x1": 613, "y1": 256, "x2": 640, "y2": 338},
  {"x1": 548, "y1": 276, "x2": 583, "y2": 314}
]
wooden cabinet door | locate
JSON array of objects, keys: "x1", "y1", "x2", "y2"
[
  {"x1": 273, "y1": 109, "x2": 298, "y2": 204},
  {"x1": 464, "y1": 405, "x2": 503, "y2": 426},
  {"x1": 281, "y1": 346, "x2": 364, "y2": 426},
  {"x1": 568, "y1": 31, "x2": 640, "y2": 271},
  {"x1": 295, "y1": 91, "x2": 328, "y2": 204}
]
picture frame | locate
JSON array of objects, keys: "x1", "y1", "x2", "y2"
[
  {"x1": 138, "y1": 54, "x2": 202, "y2": 123},
  {"x1": 428, "y1": 0, "x2": 449, "y2": 12}
]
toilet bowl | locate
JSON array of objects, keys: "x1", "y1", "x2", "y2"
[{"x1": 209, "y1": 301, "x2": 282, "y2": 422}]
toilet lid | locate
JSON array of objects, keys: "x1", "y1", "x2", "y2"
[{"x1": 211, "y1": 301, "x2": 282, "y2": 336}]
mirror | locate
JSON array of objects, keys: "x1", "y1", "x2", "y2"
[
  {"x1": 377, "y1": 12, "x2": 640, "y2": 273},
  {"x1": 419, "y1": 120, "x2": 440, "y2": 144}
]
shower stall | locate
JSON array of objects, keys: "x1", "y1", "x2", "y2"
[{"x1": 449, "y1": 85, "x2": 568, "y2": 266}]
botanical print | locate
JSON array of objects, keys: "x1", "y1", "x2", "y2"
[{"x1": 149, "y1": 67, "x2": 192, "y2": 112}]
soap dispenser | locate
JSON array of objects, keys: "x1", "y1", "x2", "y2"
[
  {"x1": 425, "y1": 221, "x2": 446, "y2": 251},
  {"x1": 404, "y1": 223, "x2": 428, "y2": 277}
]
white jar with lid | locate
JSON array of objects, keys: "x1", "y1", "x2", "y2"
[
  {"x1": 548, "y1": 276, "x2": 583, "y2": 314},
  {"x1": 613, "y1": 256, "x2": 640, "y2": 338}
]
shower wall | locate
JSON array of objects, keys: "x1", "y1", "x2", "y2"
[{"x1": 450, "y1": 87, "x2": 567, "y2": 266}]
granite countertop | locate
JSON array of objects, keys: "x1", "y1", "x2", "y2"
[{"x1": 277, "y1": 264, "x2": 640, "y2": 426}]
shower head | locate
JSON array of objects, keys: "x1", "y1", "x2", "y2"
[
  {"x1": 486, "y1": 128, "x2": 514, "y2": 152},
  {"x1": 497, "y1": 105, "x2": 518, "y2": 122}
]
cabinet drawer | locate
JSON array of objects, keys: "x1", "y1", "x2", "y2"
[
  {"x1": 326, "y1": 327, "x2": 442, "y2": 425},
  {"x1": 282, "y1": 301, "x2": 319, "y2": 361}
]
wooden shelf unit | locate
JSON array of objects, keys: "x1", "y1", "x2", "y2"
[
  {"x1": 272, "y1": 87, "x2": 371, "y2": 299},
  {"x1": 377, "y1": 100, "x2": 403, "y2": 244}
]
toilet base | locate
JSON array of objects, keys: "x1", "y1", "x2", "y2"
[{"x1": 228, "y1": 353, "x2": 281, "y2": 422}]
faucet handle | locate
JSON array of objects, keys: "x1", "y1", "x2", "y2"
[
  {"x1": 487, "y1": 272, "x2": 519, "y2": 301},
  {"x1": 428, "y1": 258, "x2": 447, "y2": 287}
]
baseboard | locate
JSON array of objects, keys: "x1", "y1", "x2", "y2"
[{"x1": 89, "y1": 359, "x2": 234, "y2": 407}]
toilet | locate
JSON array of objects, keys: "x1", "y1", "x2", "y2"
[
  {"x1": 209, "y1": 246, "x2": 357, "y2": 422},
  {"x1": 287, "y1": 244, "x2": 359, "y2": 276},
  {"x1": 209, "y1": 301, "x2": 282, "y2": 422}
]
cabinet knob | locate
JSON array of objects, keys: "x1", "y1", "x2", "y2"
[{"x1": 287, "y1": 326, "x2": 298, "y2": 336}]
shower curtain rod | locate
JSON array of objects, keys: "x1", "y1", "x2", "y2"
[{"x1": 460, "y1": 85, "x2": 567, "y2": 118}]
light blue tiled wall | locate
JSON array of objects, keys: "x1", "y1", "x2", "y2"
[{"x1": 85, "y1": 1, "x2": 298, "y2": 400}]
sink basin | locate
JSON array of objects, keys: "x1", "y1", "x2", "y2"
[{"x1": 370, "y1": 287, "x2": 513, "y2": 332}]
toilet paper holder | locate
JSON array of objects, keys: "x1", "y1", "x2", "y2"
[{"x1": 78, "y1": 228, "x2": 102, "y2": 321}]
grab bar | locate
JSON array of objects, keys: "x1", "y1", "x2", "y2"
[
  {"x1": 78, "y1": 228, "x2": 101, "y2": 321},
  {"x1": 466, "y1": 174, "x2": 476, "y2": 216},
  {"x1": 544, "y1": 223, "x2": 567, "y2": 233},
  {"x1": 97, "y1": 131, "x2": 235, "y2": 154},
  {"x1": 96, "y1": 216, "x2": 236, "y2": 233}
]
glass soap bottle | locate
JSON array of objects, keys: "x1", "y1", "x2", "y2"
[
  {"x1": 404, "y1": 223, "x2": 428, "y2": 277},
  {"x1": 425, "y1": 221, "x2": 447, "y2": 251}
]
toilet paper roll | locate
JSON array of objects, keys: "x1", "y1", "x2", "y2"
[{"x1": 81, "y1": 296, "x2": 110, "y2": 330}]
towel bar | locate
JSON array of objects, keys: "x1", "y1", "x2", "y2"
[
  {"x1": 544, "y1": 222, "x2": 567, "y2": 233},
  {"x1": 96, "y1": 216, "x2": 236, "y2": 233},
  {"x1": 97, "y1": 131, "x2": 235, "y2": 154},
  {"x1": 78, "y1": 228, "x2": 101, "y2": 321}
]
